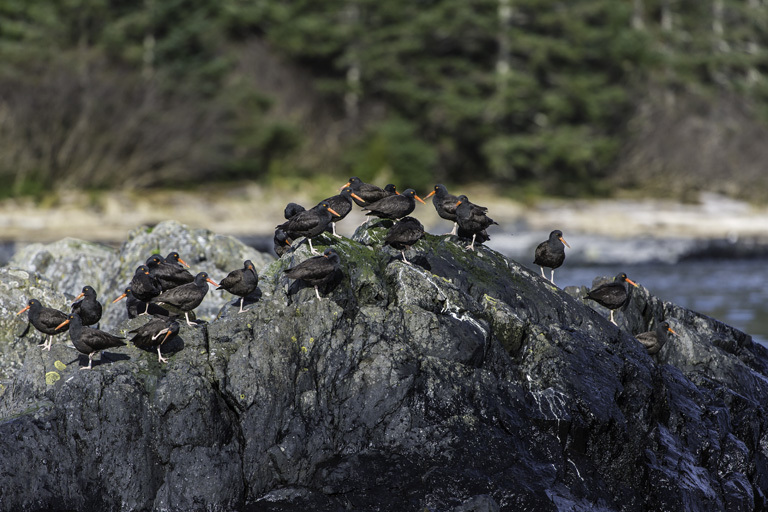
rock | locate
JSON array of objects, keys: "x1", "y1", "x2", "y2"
[
  {"x1": 8, "y1": 220, "x2": 274, "y2": 332},
  {"x1": 0, "y1": 267, "x2": 70, "y2": 385},
  {"x1": 1, "y1": 223, "x2": 767, "y2": 511}
]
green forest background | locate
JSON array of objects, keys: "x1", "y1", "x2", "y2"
[{"x1": 2, "y1": 0, "x2": 768, "y2": 201}]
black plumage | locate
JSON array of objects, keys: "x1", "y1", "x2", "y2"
[
  {"x1": 16, "y1": 299, "x2": 69, "y2": 351},
  {"x1": 533, "y1": 230, "x2": 570, "y2": 285},
  {"x1": 384, "y1": 216, "x2": 425, "y2": 264},
  {"x1": 343, "y1": 177, "x2": 392, "y2": 206},
  {"x1": 150, "y1": 271, "x2": 219, "y2": 326},
  {"x1": 147, "y1": 252, "x2": 194, "y2": 290},
  {"x1": 455, "y1": 195, "x2": 498, "y2": 250},
  {"x1": 319, "y1": 187, "x2": 354, "y2": 237},
  {"x1": 284, "y1": 248, "x2": 341, "y2": 300},
  {"x1": 356, "y1": 188, "x2": 425, "y2": 221},
  {"x1": 425, "y1": 184, "x2": 463, "y2": 234},
  {"x1": 71, "y1": 285, "x2": 103, "y2": 326},
  {"x1": 112, "y1": 287, "x2": 169, "y2": 319},
  {"x1": 217, "y1": 260, "x2": 259, "y2": 313},
  {"x1": 57, "y1": 312, "x2": 126, "y2": 370},
  {"x1": 128, "y1": 316, "x2": 180, "y2": 363},
  {"x1": 276, "y1": 202, "x2": 340, "y2": 254},
  {"x1": 274, "y1": 228, "x2": 293, "y2": 257},
  {"x1": 585, "y1": 272, "x2": 639, "y2": 325},
  {"x1": 284, "y1": 202, "x2": 306, "y2": 219},
  {"x1": 636, "y1": 321, "x2": 676, "y2": 355},
  {"x1": 129, "y1": 264, "x2": 162, "y2": 313}
]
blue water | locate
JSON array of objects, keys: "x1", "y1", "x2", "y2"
[{"x1": 541, "y1": 259, "x2": 768, "y2": 347}]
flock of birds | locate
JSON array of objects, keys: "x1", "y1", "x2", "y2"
[{"x1": 15, "y1": 177, "x2": 675, "y2": 369}]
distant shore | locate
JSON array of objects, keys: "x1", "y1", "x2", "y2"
[{"x1": 1, "y1": 185, "x2": 767, "y2": 264}]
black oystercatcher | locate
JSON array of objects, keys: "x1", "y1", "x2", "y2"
[
  {"x1": 113, "y1": 287, "x2": 170, "y2": 319},
  {"x1": 284, "y1": 202, "x2": 306, "y2": 220},
  {"x1": 636, "y1": 320, "x2": 676, "y2": 355},
  {"x1": 56, "y1": 313, "x2": 126, "y2": 370},
  {"x1": 284, "y1": 247, "x2": 341, "y2": 300},
  {"x1": 384, "y1": 184, "x2": 399, "y2": 195},
  {"x1": 217, "y1": 260, "x2": 259, "y2": 313},
  {"x1": 425, "y1": 184, "x2": 463, "y2": 235},
  {"x1": 71, "y1": 285, "x2": 103, "y2": 326},
  {"x1": 455, "y1": 195, "x2": 498, "y2": 251},
  {"x1": 274, "y1": 228, "x2": 293, "y2": 257},
  {"x1": 384, "y1": 216, "x2": 425, "y2": 265},
  {"x1": 150, "y1": 271, "x2": 219, "y2": 326},
  {"x1": 276, "y1": 202, "x2": 340, "y2": 254},
  {"x1": 533, "y1": 230, "x2": 570, "y2": 285},
  {"x1": 585, "y1": 272, "x2": 639, "y2": 325},
  {"x1": 148, "y1": 252, "x2": 194, "y2": 290},
  {"x1": 355, "y1": 188, "x2": 425, "y2": 221},
  {"x1": 343, "y1": 177, "x2": 391, "y2": 206},
  {"x1": 16, "y1": 299, "x2": 69, "y2": 351},
  {"x1": 128, "y1": 316, "x2": 180, "y2": 363},
  {"x1": 164, "y1": 251, "x2": 190, "y2": 269},
  {"x1": 129, "y1": 264, "x2": 162, "y2": 314},
  {"x1": 319, "y1": 187, "x2": 355, "y2": 237}
]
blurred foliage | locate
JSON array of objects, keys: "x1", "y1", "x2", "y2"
[{"x1": 0, "y1": 0, "x2": 767, "y2": 197}]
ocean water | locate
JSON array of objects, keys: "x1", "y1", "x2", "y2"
[{"x1": 542, "y1": 259, "x2": 768, "y2": 347}]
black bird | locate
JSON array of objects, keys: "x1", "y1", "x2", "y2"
[
  {"x1": 319, "y1": 187, "x2": 355, "y2": 237},
  {"x1": 585, "y1": 272, "x2": 639, "y2": 325},
  {"x1": 343, "y1": 177, "x2": 392, "y2": 206},
  {"x1": 56, "y1": 313, "x2": 126, "y2": 370},
  {"x1": 217, "y1": 260, "x2": 259, "y2": 313},
  {"x1": 533, "y1": 230, "x2": 570, "y2": 285},
  {"x1": 284, "y1": 248, "x2": 341, "y2": 300},
  {"x1": 148, "y1": 252, "x2": 194, "y2": 290},
  {"x1": 355, "y1": 188, "x2": 425, "y2": 221},
  {"x1": 71, "y1": 285, "x2": 103, "y2": 326},
  {"x1": 454, "y1": 195, "x2": 498, "y2": 251},
  {"x1": 425, "y1": 184, "x2": 460, "y2": 235},
  {"x1": 284, "y1": 202, "x2": 306, "y2": 219},
  {"x1": 16, "y1": 299, "x2": 69, "y2": 351},
  {"x1": 164, "y1": 252, "x2": 189, "y2": 269},
  {"x1": 112, "y1": 287, "x2": 170, "y2": 319},
  {"x1": 384, "y1": 216, "x2": 425, "y2": 265},
  {"x1": 636, "y1": 320, "x2": 676, "y2": 356},
  {"x1": 276, "y1": 202, "x2": 340, "y2": 254},
  {"x1": 150, "y1": 272, "x2": 219, "y2": 326},
  {"x1": 129, "y1": 264, "x2": 162, "y2": 314},
  {"x1": 128, "y1": 316, "x2": 180, "y2": 364},
  {"x1": 384, "y1": 184, "x2": 399, "y2": 195},
  {"x1": 274, "y1": 228, "x2": 293, "y2": 257}
]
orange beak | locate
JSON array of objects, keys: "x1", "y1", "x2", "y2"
[
  {"x1": 177, "y1": 257, "x2": 189, "y2": 268},
  {"x1": 161, "y1": 329, "x2": 174, "y2": 344},
  {"x1": 206, "y1": 278, "x2": 220, "y2": 288},
  {"x1": 455, "y1": 199, "x2": 463, "y2": 207},
  {"x1": 112, "y1": 293, "x2": 127, "y2": 304},
  {"x1": 667, "y1": 326, "x2": 677, "y2": 335},
  {"x1": 326, "y1": 206, "x2": 341, "y2": 217},
  {"x1": 626, "y1": 278, "x2": 639, "y2": 288},
  {"x1": 559, "y1": 236, "x2": 571, "y2": 249},
  {"x1": 425, "y1": 190, "x2": 436, "y2": 199},
  {"x1": 414, "y1": 194, "x2": 426, "y2": 204},
  {"x1": 16, "y1": 305, "x2": 30, "y2": 315},
  {"x1": 350, "y1": 192, "x2": 366, "y2": 203},
  {"x1": 341, "y1": 181, "x2": 352, "y2": 191},
  {"x1": 55, "y1": 319, "x2": 70, "y2": 331},
  {"x1": 72, "y1": 292, "x2": 85, "y2": 304}
]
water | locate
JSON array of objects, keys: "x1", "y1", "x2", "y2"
[{"x1": 537, "y1": 259, "x2": 768, "y2": 347}]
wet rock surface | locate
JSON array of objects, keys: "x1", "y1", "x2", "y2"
[{"x1": 1, "y1": 222, "x2": 767, "y2": 511}]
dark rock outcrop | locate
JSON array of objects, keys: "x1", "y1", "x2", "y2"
[{"x1": 1, "y1": 222, "x2": 767, "y2": 511}]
